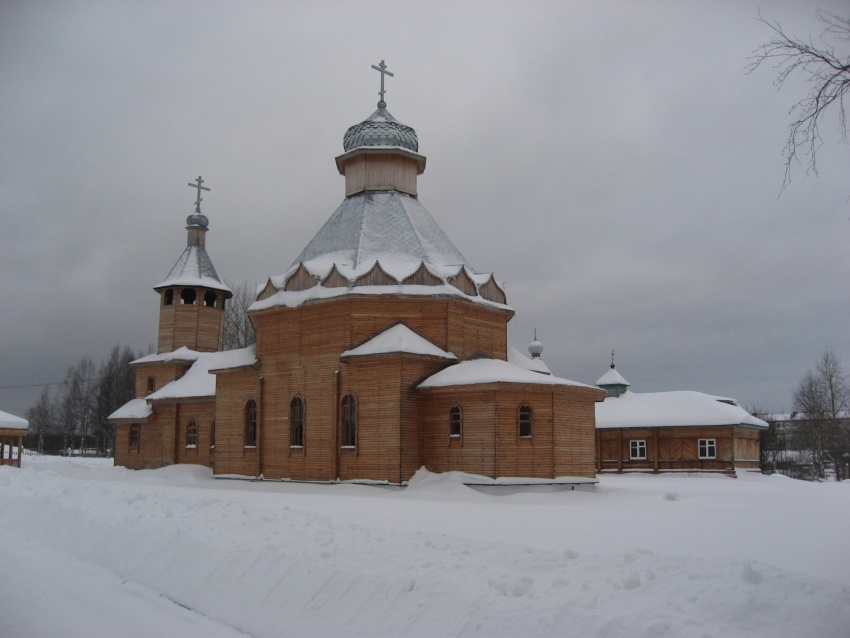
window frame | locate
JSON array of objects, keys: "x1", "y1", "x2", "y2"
[
  {"x1": 186, "y1": 419, "x2": 198, "y2": 448},
  {"x1": 244, "y1": 399, "x2": 258, "y2": 448},
  {"x1": 630, "y1": 439, "x2": 647, "y2": 460},
  {"x1": 518, "y1": 404, "x2": 533, "y2": 439},
  {"x1": 209, "y1": 420, "x2": 215, "y2": 449},
  {"x1": 341, "y1": 394, "x2": 357, "y2": 448},
  {"x1": 146, "y1": 376, "x2": 155, "y2": 393},
  {"x1": 129, "y1": 424, "x2": 140, "y2": 450},
  {"x1": 449, "y1": 405, "x2": 462, "y2": 438},
  {"x1": 698, "y1": 438, "x2": 716, "y2": 459},
  {"x1": 290, "y1": 396, "x2": 305, "y2": 448}
]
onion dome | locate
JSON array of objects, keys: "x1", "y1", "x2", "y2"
[
  {"x1": 528, "y1": 337, "x2": 544, "y2": 359},
  {"x1": 343, "y1": 107, "x2": 419, "y2": 152},
  {"x1": 186, "y1": 212, "x2": 209, "y2": 228}
]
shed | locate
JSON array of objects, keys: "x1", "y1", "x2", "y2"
[{"x1": 0, "y1": 410, "x2": 29, "y2": 468}]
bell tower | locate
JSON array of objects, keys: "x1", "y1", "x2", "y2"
[{"x1": 153, "y1": 177, "x2": 232, "y2": 353}]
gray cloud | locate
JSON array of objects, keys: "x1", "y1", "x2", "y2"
[{"x1": 2, "y1": 0, "x2": 848, "y2": 417}]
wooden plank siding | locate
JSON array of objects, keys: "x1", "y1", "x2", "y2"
[
  {"x1": 596, "y1": 426, "x2": 764, "y2": 474},
  {"x1": 157, "y1": 289, "x2": 224, "y2": 353}
]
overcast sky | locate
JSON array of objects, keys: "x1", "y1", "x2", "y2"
[{"x1": 2, "y1": 0, "x2": 848, "y2": 418}]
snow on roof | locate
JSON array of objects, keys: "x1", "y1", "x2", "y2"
[
  {"x1": 418, "y1": 358, "x2": 596, "y2": 389},
  {"x1": 250, "y1": 281, "x2": 511, "y2": 313},
  {"x1": 595, "y1": 390, "x2": 768, "y2": 429},
  {"x1": 507, "y1": 346, "x2": 551, "y2": 375},
  {"x1": 153, "y1": 245, "x2": 230, "y2": 293},
  {"x1": 596, "y1": 367, "x2": 630, "y2": 386},
  {"x1": 0, "y1": 409, "x2": 28, "y2": 430},
  {"x1": 132, "y1": 346, "x2": 201, "y2": 366},
  {"x1": 341, "y1": 324, "x2": 456, "y2": 359},
  {"x1": 290, "y1": 191, "x2": 469, "y2": 274},
  {"x1": 107, "y1": 398, "x2": 153, "y2": 422},
  {"x1": 147, "y1": 346, "x2": 256, "y2": 402}
]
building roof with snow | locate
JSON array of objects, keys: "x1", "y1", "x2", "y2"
[
  {"x1": 594, "y1": 366, "x2": 767, "y2": 430},
  {"x1": 419, "y1": 358, "x2": 596, "y2": 390},
  {"x1": 341, "y1": 323, "x2": 456, "y2": 360},
  {"x1": 0, "y1": 409, "x2": 28, "y2": 431}
]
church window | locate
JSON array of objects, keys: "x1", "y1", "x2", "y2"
[
  {"x1": 244, "y1": 399, "x2": 257, "y2": 447},
  {"x1": 204, "y1": 291, "x2": 217, "y2": 307},
  {"x1": 698, "y1": 438, "x2": 716, "y2": 459},
  {"x1": 181, "y1": 288, "x2": 196, "y2": 305},
  {"x1": 210, "y1": 421, "x2": 215, "y2": 448},
  {"x1": 164, "y1": 289, "x2": 174, "y2": 305},
  {"x1": 290, "y1": 397, "x2": 305, "y2": 447},
  {"x1": 129, "y1": 424, "x2": 140, "y2": 450},
  {"x1": 341, "y1": 394, "x2": 357, "y2": 448},
  {"x1": 186, "y1": 420, "x2": 198, "y2": 448},
  {"x1": 518, "y1": 405, "x2": 533, "y2": 438},
  {"x1": 630, "y1": 440, "x2": 646, "y2": 460},
  {"x1": 147, "y1": 376, "x2": 155, "y2": 393},
  {"x1": 449, "y1": 406, "x2": 462, "y2": 437}
]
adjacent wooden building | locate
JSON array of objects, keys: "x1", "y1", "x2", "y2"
[
  {"x1": 594, "y1": 365, "x2": 767, "y2": 475},
  {"x1": 111, "y1": 85, "x2": 605, "y2": 483},
  {"x1": 0, "y1": 409, "x2": 28, "y2": 468}
]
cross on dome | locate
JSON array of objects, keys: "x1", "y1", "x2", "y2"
[
  {"x1": 188, "y1": 176, "x2": 210, "y2": 213},
  {"x1": 371, "y1": 60, "x2": 394, "y2": 108}
]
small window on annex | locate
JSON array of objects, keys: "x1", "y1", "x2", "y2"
[
  {"x1": 147, "y1": 376, "x2": 155, "y2": 393},
  {"x1": 186, "y1": 419, "x2": 198, "y2": 447},
  {"x1": 164, "y1": 289, "x2": 174, "y2": 306},
  {"x1": 129, "y1": 424, "x2": 140, "y2": 450},
  {"x1": 244, "y1": 399, "x2": 257, "y2": 447},
  {"x1": 630, "y1": 440, "x2": 647, "y2": 460},
  {"x1": 518, "y1": 405, "x2": 533, "y2": 438},
  {"x1": 181, "y1": 288, "x2": 197, "y2": 305},
  {"x1": 204, "y1": 291, "x2": 217, "y2": 307},
  {"x1": 698, "y1": 438, "x2": 716, "y2": 459},
  {"x1": 341, "y1": 394, "x2": 357, "y2": 448},
  {"x1": 210, "y1": 421, "x2": 215, "y2": 448},
  {"x1": 290, "y1": 397, "x2": 305, "y2": 447},
  {"x1": 449, "y1": 406, "x2": 462, "y2": 437}
]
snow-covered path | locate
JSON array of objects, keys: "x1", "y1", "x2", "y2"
[{"x1": 1, "y1": 457, "x2": 848, "y2": 637}]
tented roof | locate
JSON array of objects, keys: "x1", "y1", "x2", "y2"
[
  {"x1": 154, "y1": 245, "x2": 230, "y2": 293},
  {"x1": 596, "y1": 367, "x2": 630, "y2": 387},
  {"x1": 291, "y1": 191, "x2": 468, "y2": 273}
]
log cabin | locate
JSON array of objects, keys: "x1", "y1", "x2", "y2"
[
  {"x1": 110, "y1": 67, "x2": 606, "y2": 484},
  {"x1": 594, "y1": 364, "x2": 768, "y2": 476},
  {"x1": 0, "y1": 409, "x2": 28, "y2": 468}
]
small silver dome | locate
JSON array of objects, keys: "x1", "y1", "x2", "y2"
[
  {"x1": 186, "y1": 212, "x2": 209, "y2": 228},
  {"x1": 343, "y1": 107, "x2": 418, "y2": 152},
  {"x1": 528, "y1": 339, "x2": 544, "y2": 358}
]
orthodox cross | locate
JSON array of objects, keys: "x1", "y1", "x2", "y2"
[
  {"x1": 188, "y1": 176, "x2": 210, "y2": 213},
  {"x1": 610, "y1": 349, "x2": 616, "y2": 369},
  {"x1": 371, "y1": 60, "x2": 394, "y2": 107}
]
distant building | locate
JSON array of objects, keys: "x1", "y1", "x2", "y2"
[
  {"x1": 109, "y1": 66, "x2": 605, "y2": 484},
  {"x1": 594, "y1": 364, "x2": 768, "y2": 475},
  {"x1": 0, "y1": 409, "x2": 28, "y2": 468}
]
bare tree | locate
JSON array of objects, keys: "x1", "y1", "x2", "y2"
[
  {"x1": 791, "y1": 350, "x2": 850, "y2": 480},
  {"x1": 25, "y1": 387, "x2": 54, "y2": 455},
  {"x1": 747, "y1": 9, "x2": 850, "y2": 190},
  {"x1": 94, "y1": 345, "x2": 137, "y2": 454},
  {"x1": 59, "y1": 358, "x2": 98, "y2": 454},
  {"x1": 223, "y1": 280, "x2": 256, "y2": 350}
]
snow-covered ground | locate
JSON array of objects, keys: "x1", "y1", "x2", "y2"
[{"x1": 1, "y1": 457, "x2": 848, "y2": 637}]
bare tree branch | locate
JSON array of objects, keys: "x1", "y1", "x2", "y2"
[{"x1": 747, "y1": 9, "x2": 850, "y2": 192}]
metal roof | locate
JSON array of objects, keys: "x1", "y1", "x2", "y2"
[
  {"x1": 343, "y1": 107, "x2": 418, "y2": 153},
  {"x1": 154, "y1": 245, "x2": 231, "y2": 293}
]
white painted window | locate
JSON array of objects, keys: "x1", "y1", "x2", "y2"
[
  {"x1": 698, "y1": 438, "x2": 716, "y2": 459},
  {"x1": 630, "y1": 440, "x2": 646, "y2": 460}
]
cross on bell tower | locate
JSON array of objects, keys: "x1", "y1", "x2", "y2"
[
  {"x1": 188, "y1": 175, "x2": 210, "y2": 214},
  {"x1": 371, "y1": 60, "x2": 394, "y2": 108}
]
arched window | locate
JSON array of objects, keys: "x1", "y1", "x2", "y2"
[
  {"x1": 186, "y1": 419, "x2": 198, "y2": 447},
  {"x1": 210, "y1": 421, "x2": 215, "y2": 448},
  {"x1": 518, "y1": 405, "x2": 533, "y2": 438},
  {"x1": 204, "y1": 291, "x2": 217, "y2": 307},
  {"x1": 164, "y1": 289, "x2": 174, "y2": 306},
  {"x1": 181, "y1": 288, "x2": 196, "y2": 305},
  {"x1": 244, "y1": 399, "x2": 257, "y2": 447},
  {"x1": 290, "y1": 397, "x2": 305, "y2": 447},
  {"x1": 341, "y1": 394, "x2": 357, "y2": 448},
  {"x1": 449, "y1": 405, "x2": 462, "y2": 437}
]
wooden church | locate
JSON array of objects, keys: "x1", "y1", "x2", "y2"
[{"x1": 110, "y1": 63, "x2": 605, "y2": 483}]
